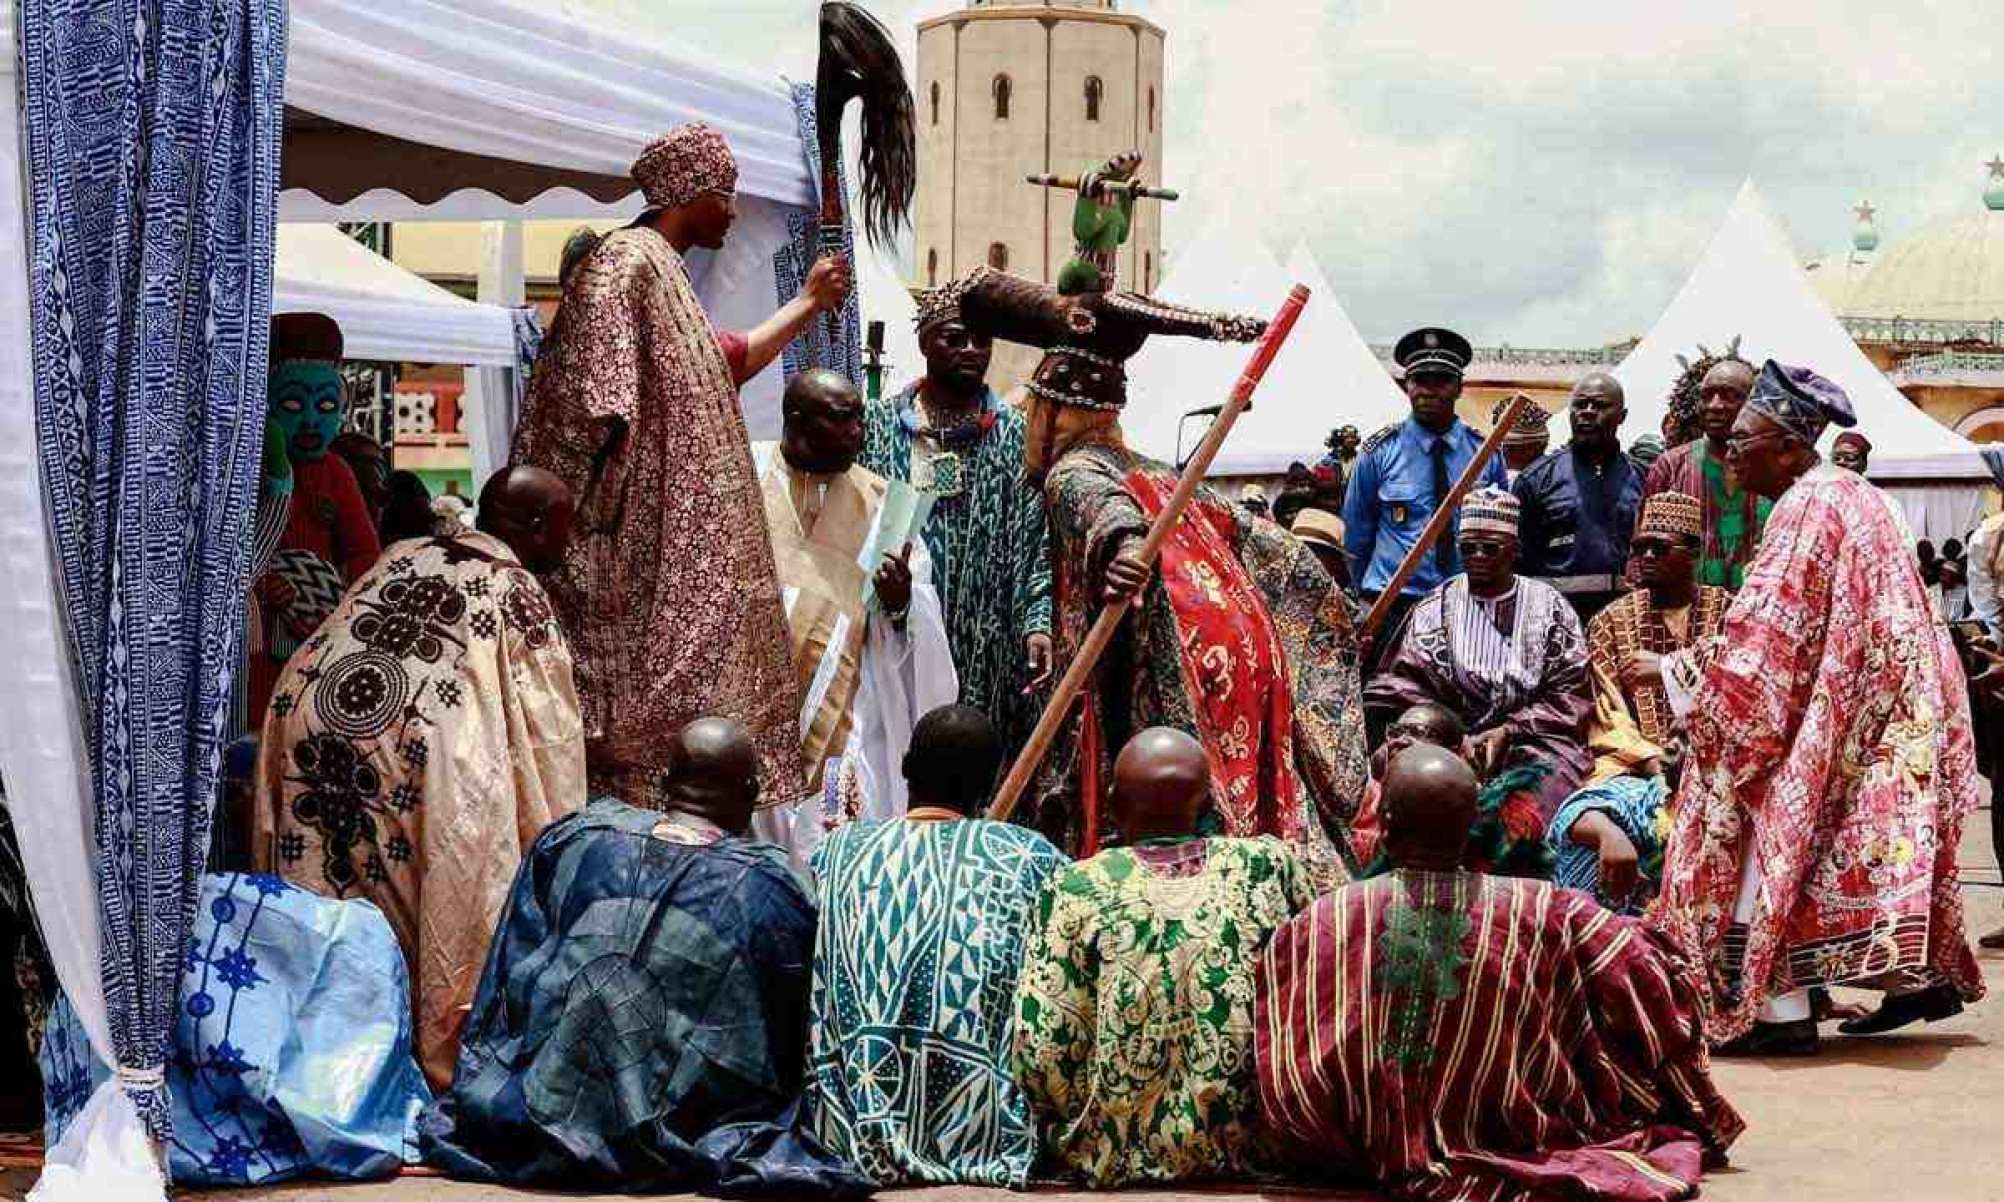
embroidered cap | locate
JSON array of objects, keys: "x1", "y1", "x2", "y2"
[
  {"x1": 1833, "y1": 430, "x2": 1873, "y2": 454},
  {"x1": 1635, "y1": 490, "x2": 1703, "y2": 543},
  {"x1": 1745, "y1": 358, "x2": 1856, "y2": 445},
  {"x1": 1393, "y1": 326, "x2": 1472, "y2": 380},
  {"x1": 1493, "y1": 393, "x2": 1550, "y2": 445},
  {"x1": 631, "y1": 123, "x2": 738, "y2": 211},
  {"x1": 1459, "y1": 485, "x2": 1520, "y2": 539},
  {"x1": 1291, "y1": 507, "x2": 1346, "y2": 550},
  {"x1": 913, "y1": 273, "x2": 973, "y2": 335}
]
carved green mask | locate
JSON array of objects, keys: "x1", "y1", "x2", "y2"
[{"x1": 269, "y1": 359, "x2": 346, "y2": 462}]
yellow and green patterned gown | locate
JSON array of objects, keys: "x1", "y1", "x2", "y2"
[{"x1": 1011, "y1": 836, "x2": 1315, "y2": 1186}]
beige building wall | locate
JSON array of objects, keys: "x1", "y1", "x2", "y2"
[{"x1": 916, "y1": 2, "x2": 1165, "y2": 392}]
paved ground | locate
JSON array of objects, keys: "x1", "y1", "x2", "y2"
[{"x1": 5, "y1": 810, "x2": 1999, "y2": 1202}]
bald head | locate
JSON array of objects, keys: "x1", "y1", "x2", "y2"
[
  {"x1": 476, "y1": 465, "x2": 574, "y2": 572},
  {"x1": 1111, "y1": 727, "x2": 1210, "y2": 843},
  {"x1": 1380, "y1": 744, "x2": 1478, "y2": 871},
  {"x1": 662, "y1": 716, "x2": 761, "y2": 834},
  {"x1": 1568, "y1": 371, "x2": 1625, "y2": 451},
  {"x1": 780, "y1": 368, "x2": 865, "y2": 475}
]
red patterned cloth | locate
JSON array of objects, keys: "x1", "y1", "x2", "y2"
[
  {"x1": 1127, "y1": 470, "x2": 1303, "y2": 843},
  {"x1": 1256, "y1": 870, "x2": 1743, "y2": 1202},
  {"x1": 1034, "y1": 444, "x2": 1367, "y2": 871},
  {"x1": 1657, "y1": 466, "x2": 1985, "y2": 1041}
]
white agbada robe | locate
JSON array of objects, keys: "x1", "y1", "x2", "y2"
[{"x1": 749, "y1": 443, "x2": 958, "y2": 863}]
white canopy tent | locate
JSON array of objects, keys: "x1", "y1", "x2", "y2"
[
  {"x1": 274, "y1": 222, "x2": 524, "y2": 485},
  {"x1": 1124, "y1": 215, "x2": 1407, "y2": 475},
  {"x1": 273, "y1": 0, "x2": 837, "y2": 438},
  {"x1": 1612, "y1": 180, "x2": 1988, "y2": 543},
  {"x1": 0, "y1": 4, "x2": 845, "y2": 1197},
  {"x1": 276, "y1": 223, "x2": 517, "y2": 367}
]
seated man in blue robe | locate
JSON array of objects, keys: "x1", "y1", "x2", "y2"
[
  {"x1": 40, "y1": 873, "x2": 430, "y2": 1185},
  {"x1": 420, "y1": 717, "x2": 867, "y2": 1197}
]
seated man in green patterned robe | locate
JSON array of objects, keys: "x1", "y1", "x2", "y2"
[
  {"x1": 805, "y1": 705, "x2": 1067, "y2": 1187},
  {"x1": 1012, "y1": 727, "x2": 1316, "y2": 1187}
]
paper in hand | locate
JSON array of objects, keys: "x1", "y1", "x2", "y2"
[{"x1": 861, "y1": 479, "x2": 936, "y2": 610}]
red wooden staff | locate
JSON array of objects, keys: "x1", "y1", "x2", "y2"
[
  {"x1": 987, "y1": 284, "x2": 1313, "y2": 824},
  {"x1": 1358, "y1": 391, "x2": 1531, "y2": 641}
]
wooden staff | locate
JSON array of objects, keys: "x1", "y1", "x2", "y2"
[
  {"x1": 1358, "y1": 391, "x2": 1531, "y2": 640},
  {"x1": 987, "y1": 284, "x2": 1312, "y2": 824}
]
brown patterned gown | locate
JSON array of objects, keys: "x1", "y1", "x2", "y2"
[
  {"x1": 511, "y1": 225, "x2": 804, "y2": 804},
  {"x1": 254, "y1": 531, "x2": 587, "y2": 1088}
]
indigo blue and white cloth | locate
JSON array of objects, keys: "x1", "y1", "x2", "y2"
[
  {"x1": 806, "y1": 817, "x2": 1067, "y2": 1187},
  {"x1": 422, "y1": 801, "x2": 869, "y2": 1197},
  {"x1": 41, "y1": 873, "x2": 430, "y2": 1184},
  {"x1": 776, "y1": 82, "x2": 862, "y2": 385},
  {"x1": 19, "y1": 0, "x2": 287, "y2": 1138}
]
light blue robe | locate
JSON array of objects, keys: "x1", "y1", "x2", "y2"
[{"x1": 41, "y1": 873, "x2": 429, "y2": 1184}]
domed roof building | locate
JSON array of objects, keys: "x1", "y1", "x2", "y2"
[
  {"x1": 1845, "y1": 158, "x2": 2004, "y2": 325},
  {"x1": 1826, "y1": 158, "x2": 2004, "y2": 444},
  {"x1": 1803, "y1": 201, "x2": 1880, "y2": 313}
]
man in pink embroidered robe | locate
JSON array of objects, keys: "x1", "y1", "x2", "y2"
[{"x1": 1641, "y1": 360, "x2": 1984, "y2": 1053}]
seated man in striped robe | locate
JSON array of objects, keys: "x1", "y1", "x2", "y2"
[
  {"x1": 1255, "y1": 743, "x2": 1744, "y2": 1202},
  {"x1": 1365, "y1": 486, "x2": 1591, "y2": 873},
  {"x1": 751, "y1": 368, "x2": 958, "y2": 862}
]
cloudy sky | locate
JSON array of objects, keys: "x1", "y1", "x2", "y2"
[{"x1": 567, "y1": 0, "x2": 2000, "y2": 347}]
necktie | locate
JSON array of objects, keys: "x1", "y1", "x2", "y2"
[{"x1": 1430, "y1": 437, "x2": 1452, "y2": 577}]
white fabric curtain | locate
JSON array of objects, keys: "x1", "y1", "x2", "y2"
[
  {"x1": 1882, "y1": 482, "x2": 1993, "y2": 549},
  {"x1": 284, "y1": 0, "x2": 813, "y2": 207},
  {"x1": 0, "y1": 9, "x2": 164, "y2": 1196}
]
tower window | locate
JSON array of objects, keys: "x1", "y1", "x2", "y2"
[
  {"x1": 992, "y1": 73, "x2": 1011, "y2": 120},
  {"x1": 1084, "y1": 75, "x2": 1104, "y2": 122},
  {"x1": 1148, "y1": 87, "x2": 1156, "y2": 132},
  {"x1": 927, "y1": 247, "x2": 939, "y2": 285},
  {"x1": 929, "y1": 80, "x2": 940, "y2": 126},
  {"x1": 1144, "y1": 251, "x2": 1152, "y2": 291},
  {"x1": 987, "y1": 242, "x2": 1009, "y2": 272}
]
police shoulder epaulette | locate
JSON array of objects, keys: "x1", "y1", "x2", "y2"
[{"x1": 1358, "y1": 422, "x2": 1400, "y2": 456}]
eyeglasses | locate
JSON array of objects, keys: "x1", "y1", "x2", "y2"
[{"x1": 1724, "y1": 428, "x2": 1792, "y2": 454}]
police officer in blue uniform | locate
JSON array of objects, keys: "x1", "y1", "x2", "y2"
[{"x1": 1342, "y1": 327, "x2": 1505, "y2": 671}]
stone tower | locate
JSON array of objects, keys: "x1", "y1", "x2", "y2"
[{"x1": 914, "y1": 0, "x2": 1166, "y2": 386}]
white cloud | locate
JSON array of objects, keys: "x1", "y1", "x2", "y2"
[{"x1": 578, "y1": 0, "x2": 2002, "y2": 345}]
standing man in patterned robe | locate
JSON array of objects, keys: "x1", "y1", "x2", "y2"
[
  {"x1": 255, "y1": 467, "x2": 587, "y2": 1089},
  {"x1": 1255, "y1": 744, "x2": 1743, "y2": 1201},
  {"x1": 1639, "y1": 356, "x2": 1771, "y2": 589},
  {"x1": 1366, "y1": 487, "x2": 1592, "y2": 868},
  {"x1": 1638, "y1": 361, "x2": 1985, "y2": 1054},
  {"x1": 955, "y1": 267, "x2": 1367, "y2": 869},
  {"x1": 1546, "y1": 491, "x2": 1728, "y2": 912},
  {"x1": 860, "y1": 278, "x2": 1054, "y2": 754},
  {"x1": 509, "y1": 122, "x2": 850, "y2": 805},
  {"x1": 805, "y1": 705, "x2": 1067, "y2": 1187},
  {"x1": 750, "y1": 370, "x2": 958, "y2": 861},
  {"x1": 1013, "y1": 728, "x2": 1315, "y2": 1186}
]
